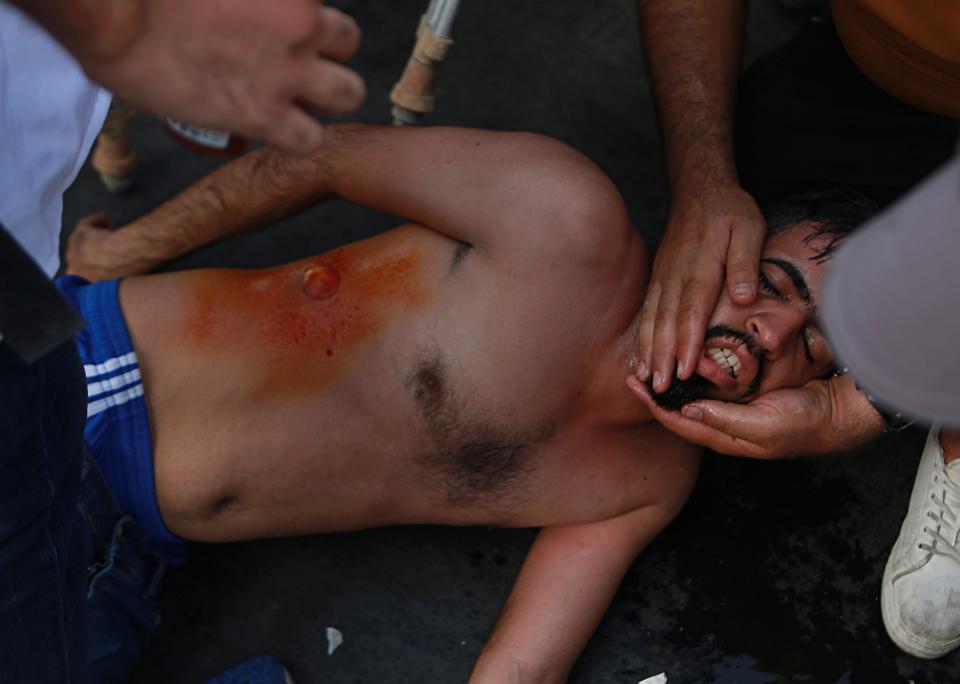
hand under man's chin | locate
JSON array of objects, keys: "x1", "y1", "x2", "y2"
[
  {"x1": 633, "y1": 358, "x2": 765, "y2": 411},
  {"x1": 645, "y1": 373, "x2": 716, "y2": 411}
]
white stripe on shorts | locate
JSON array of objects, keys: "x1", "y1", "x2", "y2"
[
  {"x1": 87, "y1": 383, "x2": 144, "y2": 419},
  {"x1": 87, "y1": 368, "x2": 142, "y2": 399},
  {"x1": 84, "y1": 351, "x2": 138, "y2": 379}
]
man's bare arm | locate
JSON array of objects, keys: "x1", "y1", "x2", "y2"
[
  {"x1": 68, "y1": 125, "x2": 629, "y2": 279},
  {"x1": 318, "y1": 125, "x2": 628, "y2": 264},
  {"x1": 636, "y1": 0, "x2": 766, "y2": 390},
  {"x1": 468, "y1": 504, "x2": 684, "y2": 684},
  {"x1": 66, "y1": 147, "x2": 335, "y2": 279},
  {"x1": 468, "y1": 441, "x2": 699, "y2": 683}
]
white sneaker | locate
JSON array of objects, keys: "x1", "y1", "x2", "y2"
[{"x1": 882, "y1": 425, "x2": 960, "y2": 658}]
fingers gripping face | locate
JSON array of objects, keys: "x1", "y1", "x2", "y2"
[
  {"x1": 641, "y1": 245, "x2": 726, "y2": 392},
  {"x1": 726, "y1": 211, "x2": 767, "y2": 305},
  {"x1": 674, "y1": 277, "x2": 714, "y2": 379},
  {"x1": 635, "y1": 223, "x2": 839, "y2": 411},
  {"x1": 636, "y1": 290, "x2": 658, "y2": 380},
  {"x1": 637, "y1": 187, "x2": 766, "y2": 390}
]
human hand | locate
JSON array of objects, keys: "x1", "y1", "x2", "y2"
[
  {"x1": 69, "y1": 0, "x2": 365, "y2": 154},
  {"x1": 626, "y1": 373, "x2": 886, "y2": 458},
  {"x1": 65, "y1": 212, "x2": 157, "y2": 281},
  {"x1": 637, "y1": 182, "x2": 765, "y2": 392}
]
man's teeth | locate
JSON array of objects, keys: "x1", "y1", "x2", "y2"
[{"x1": 708, "y1": 347, "x2": 741, "y2": 378}]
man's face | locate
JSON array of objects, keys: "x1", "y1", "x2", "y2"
[{"x1": 650, "y1": 223, "x2": 838, "y2": 410}]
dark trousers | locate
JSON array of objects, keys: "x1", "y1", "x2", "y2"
[
  {"x1": 735, "y1": 15, "x2": 959, "y2": 207},
  {"x1": 81, "y1": 449, "x2": 165, "y2": 684},
  {"x1": 0, "y1": 339, "x2": 89, "y2": 682},
  {"x1": 0, "y1": 336, "x2": 164, "y2": 684}
]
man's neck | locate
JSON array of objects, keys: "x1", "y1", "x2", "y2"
[{"x1": 581, "y1": 311, "x2": 652, "y2": 427}]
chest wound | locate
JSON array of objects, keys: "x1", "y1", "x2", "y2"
[{"x1": 302, "y1": 265, "x2": 341, "y2": 300}]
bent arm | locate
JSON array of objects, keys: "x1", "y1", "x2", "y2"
[
  {"x1": 317, "y1": 125, "x2": 625, "y2": 260},
  {"x1": 68, "y1": 124, "x2": 627, "y2": 279},
  {"x1": 468, "y1": 504, "x2": 681, "y2": 684}
]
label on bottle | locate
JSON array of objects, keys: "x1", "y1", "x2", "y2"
[{"x1": 165, "y1": 118, "x2": 230, "y2": 150}]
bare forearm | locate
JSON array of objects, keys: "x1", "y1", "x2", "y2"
[
  {"x1": 470, "y1": 509, "x2": 672, "y2": 684},
  {"x1": 638, "y1": 0, "x2": 746, "y2": 192},
  {"x1": 108, "y1": 145, "x2": 336, "y2": 269},
  {"x1": 469, "y1": 539, "x2": 628, "y2": 683}
]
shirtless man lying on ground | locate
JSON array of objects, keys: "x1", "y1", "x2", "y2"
[{"x1": 64, "y1": 124, "x2": 875, "y2": 683}]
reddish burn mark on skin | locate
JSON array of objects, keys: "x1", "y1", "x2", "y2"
[
  {"x1": 302, "y1": 265, "x2": 340, "y2": 300},
  {"x1": 183, "y1": 247, "x2": 427, "y2": 393},
  {"x1": 188, "y1": 294, "x2": 215, "y2": 342}
]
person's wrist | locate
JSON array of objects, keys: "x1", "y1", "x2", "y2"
[
  {"x1": 670, "y1": 167, "x2": 741, "y2": 207},
  {"x1": 833, "y1": 367, "x2": 916, "y2": 433},
  {"x1": 667, "y1": 141, "x2": 739, "y2": 198},
  {"x1": 108, "y1": 218, "x2": 174, "y2": 274},
  {"x1": 829, "y1": 373, "x2": 888, "y2": 440}
]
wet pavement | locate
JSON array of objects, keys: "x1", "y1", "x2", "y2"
[{"x1": 61, "y1": 1, "x2": 960, "y2": 682}]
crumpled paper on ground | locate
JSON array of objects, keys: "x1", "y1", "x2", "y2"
[{"x1": 325, "y1": 626, "x2": 343, "y2": 655}]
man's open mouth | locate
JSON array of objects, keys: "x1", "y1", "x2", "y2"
[
  {"x1": 707, "y1": 346, "x2": 741, "y2": 378},
  {"x1": 697, "y1": 325, "x2": 762, "y2": 393},
  {"x1": 650, "y1": 326, "x2": 765, "y2": 410}
]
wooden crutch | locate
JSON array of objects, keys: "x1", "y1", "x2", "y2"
[
  {"x1": 390, "y1": 0, "x2": 461, "y2": 125},
  {"x1": 91, "y1": 98, "x2": 137, "y2": 193}
]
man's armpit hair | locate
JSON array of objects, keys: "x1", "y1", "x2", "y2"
[
  {"x1": 406, "y1": 352, "x2": 548, "y2": 513},
  {"x1": 436, "y1": 437, "x2": 539, "y2": 510}
]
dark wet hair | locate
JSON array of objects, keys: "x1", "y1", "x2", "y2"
[{"x1": 762, "y1": 188, "x2": 879, "y2": 263}]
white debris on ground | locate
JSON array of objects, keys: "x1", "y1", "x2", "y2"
[
  {"x1": 325, "y1": 626, "x2": 344, "y2": 655},
  {"x1": 637, "y1": 673, "x2": 667, "y2": 684}
]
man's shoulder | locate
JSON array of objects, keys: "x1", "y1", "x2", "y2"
[
  {"x1": 617, "y1": 420, "x2": 703, "y2": 502},
  {"x1": 532, "y1": 420, "x2": 701, "y2": 525},
  {"x1": 475, "y1": 134, "x2": 645, "y2": 274}
]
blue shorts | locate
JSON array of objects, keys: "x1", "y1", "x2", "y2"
[{"x1": 57, "y1": 275, "x2": 187, "y2": 564}]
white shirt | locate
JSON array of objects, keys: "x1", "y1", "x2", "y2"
[{"x1": 0, "y1": 3, "x2": 110, "y2": 277}]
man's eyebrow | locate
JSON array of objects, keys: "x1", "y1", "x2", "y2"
[{"x1": 761, "y1": 257, "x2": 811, "y2": 304}]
